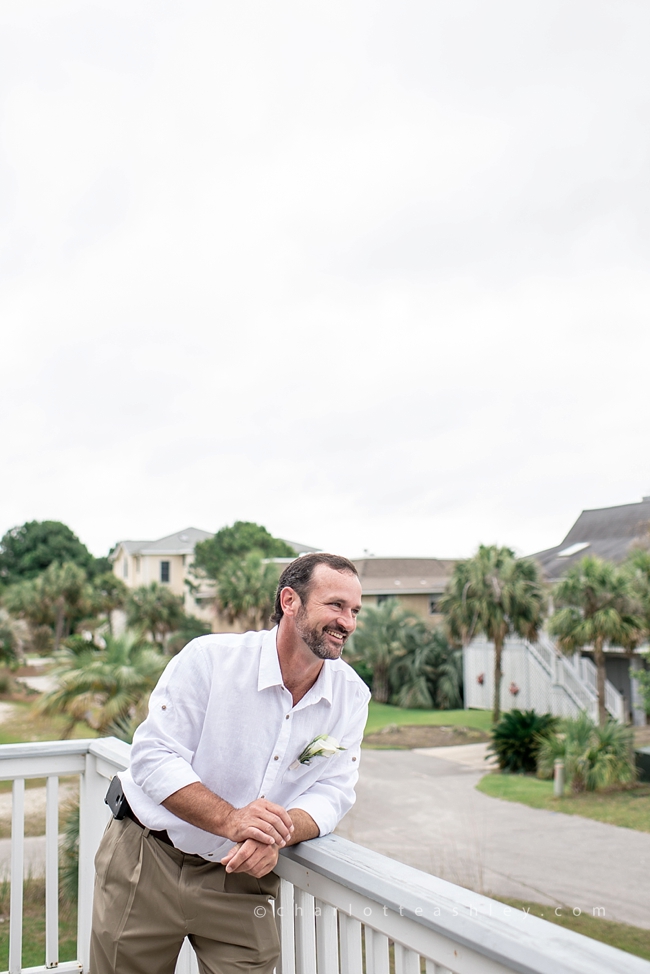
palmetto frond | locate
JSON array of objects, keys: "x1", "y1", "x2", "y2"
[
  {"x1": 215, "y1": 553, "x2": 279, "y2": 631},
  {"x1": 39, "y1": 630, "x2": 166, "y2": 735}
]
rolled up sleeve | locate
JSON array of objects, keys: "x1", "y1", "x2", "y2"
[{"x1": 129, "y1": 644, "x2": 208, "y2": 804}]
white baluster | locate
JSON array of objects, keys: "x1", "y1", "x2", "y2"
[
  {"x1": 315, "y1": 899, "x2": 339, "y2": 974},
  {"x1": 45, "y1": 776, "x2": 59, "y2": 969},
  {"x1": 338, "y1": 914, "x2": 362, "y2": 974},
  {"x1": 395, "y1": 943, "x2": 420, "y2": 974},
  {"x1": 9, "y1": 778, "x2": 25, "y2": 974},
  {"x1": 425, "y1": 962, "x2": 452, "y2": 974},
  {"x1": 278, "y1": 879, "x2": 295, "y2": 974},
  {"x1": 295, "y1": 888, "x2": 316, "y2": 974},
  {"x1": 369, "y1": 930, "x2": 389, "y2": 974}
]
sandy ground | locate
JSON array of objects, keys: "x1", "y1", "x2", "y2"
[
  {"x1": 14, "y1": 674, "x2": 57, "y2": 693},
  {"x1": 0, "y1": 702, "x2": 17, "y2": 724},
  {"x1": 364, "y1": 724, "x2": 490, "y2": 748}
]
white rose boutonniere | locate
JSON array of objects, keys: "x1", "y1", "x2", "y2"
[{"x1": 289, "y1": 734, "x2": 345, "y2": 770}]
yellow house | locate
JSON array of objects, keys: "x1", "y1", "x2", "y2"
[
  {"x1": 353, "y1": 557, "x2": 457, "y2": 625},
  {"x1": 110, "y1": 528, "x2": 215, "y2": 624},
  {"x1": 110, "y1": 528, "x2": 320, "y2": 631}
]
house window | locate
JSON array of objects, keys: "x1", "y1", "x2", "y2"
[
  {"x1": 429, "y1": 595, "x2": 441, "y2": 614},
  {"x1": 123, "y1": 558, "x2": 128, "y2": 579},
  {"x1": 135, "y1": 556, "x2": 140, "y2": 574},
  {"x1": 160, "y1": 561, "x2": 170, "y2": 583},
  {"x1": 377, "y1": 595, "x2": 391, "y2": 606}
]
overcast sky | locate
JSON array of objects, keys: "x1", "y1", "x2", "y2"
[{"x1": 1, "y1": 0, "x2": 649, "y2": 562}]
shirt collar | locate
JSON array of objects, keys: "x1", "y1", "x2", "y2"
[
  {"x1": 258, "y1": 627, "x2": 284, "y2": 691},
  {"x1": 257, "y1": 626, "x2": 333, "y2": 707}
]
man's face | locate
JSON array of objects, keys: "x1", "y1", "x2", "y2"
[{"x1": 294, "y1": 565, "x2": 362, "y2": 660}]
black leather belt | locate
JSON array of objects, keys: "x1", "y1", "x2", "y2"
[{"x1": 125, "y1": 803, "x2": 174, "y2": 847}]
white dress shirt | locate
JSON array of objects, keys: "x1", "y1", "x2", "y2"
[{"x1": 120, "y1": 627, "x2": 370, "y2": 860}]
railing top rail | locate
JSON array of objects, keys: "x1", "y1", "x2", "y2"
[
  {"x1": 0, "y1": 739, "x2": 96, "y2": 761},
  {"x1": 89, "y1": 737, "x2": 131, "y2": 771},
  {"x1": 0, "y1": 736, "x2": 131, "y2": 770},
  {"x1": 281, "y1": 834, "x2": 649, "y2": 974}
]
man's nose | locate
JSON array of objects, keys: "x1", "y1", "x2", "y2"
[{"x1": 338, "y1": 608, "x2": 356, "y2": 631}]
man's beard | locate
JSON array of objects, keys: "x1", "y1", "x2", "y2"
[{"x1": 295, "y1": 607, "x2": 348, "y2": 660}]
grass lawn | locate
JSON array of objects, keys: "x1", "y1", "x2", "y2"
[
  {"x1": 0, "y1": 702, "x2": 96, "y2": 802},
  {"x1": 0, "y1": 880, "x2": 77, "y2": 969},
  {"x1": 495, "y1": 897, "x2": 650, "y2": 961},
  {"x1": 477, "y1": 773, "x2": 650, "y2": 833},
  {"x1": 0, "y1": 701, "x2": 97, "y2": 748},
  {"x1": 364, "y1": 701, "x2": 492, "y2": 735}
]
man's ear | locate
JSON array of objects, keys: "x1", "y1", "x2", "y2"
[{"x1": 279, "y1": 586, "x2": 301, "y2": 618}]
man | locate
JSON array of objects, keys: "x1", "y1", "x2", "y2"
[{"x1": 90, "y1": 552, "x2": 370, "y2": 974}]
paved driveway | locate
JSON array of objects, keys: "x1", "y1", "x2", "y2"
[{"x1": 336, "y1": 744, "x2": 650, "y2": 929}]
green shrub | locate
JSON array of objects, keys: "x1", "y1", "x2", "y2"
[
  {"x1": 488, "y1": 709, "x2": 558, "y2": 773},
  {"x1": 537, "y1": 712, "x2": 636, "y2": 793},
  {"x1": 59, "y1": 800, "x2": 79, "y2": 902}
]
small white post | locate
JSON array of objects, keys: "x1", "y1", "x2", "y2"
[
  {"x1": 77, "y1": 753, "x2": 112, "y2": 971},
  {"x1": 45, "y1": 775, "x2": 60, "y2": 969},
  {"x1": 554, "y1": 759, "x2": 565, "y2": 797},
  {"x1": 9, "y1": 778, "x2": 25, "y2": 974}
]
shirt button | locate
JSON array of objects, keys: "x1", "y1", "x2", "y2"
[
  {"x1": 162, "y1": 705, "x2": 167, "y2": 710},
  {"x1": 352, "y1": 757, "x2": 357, "y2": 762},
  {"x1": 285, "y1": 714, "x2": 290, "y2": 719},
  {"x1": 274, "y1": 755, "x2": 279, "y2": 761}
]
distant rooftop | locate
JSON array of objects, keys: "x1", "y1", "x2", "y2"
[
  {"x1": 529, "y1": 497, "x2": 650, "y2": 580},
  {"x1": 112, "y1": 529, "x2": 318, "y2": 559},
  {"x1": 353, "y1": 556, "x2": 457, "y2": 595}
]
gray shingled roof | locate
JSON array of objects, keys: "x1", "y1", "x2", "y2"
[
  {"x1": 113, "y1": 528, "x2": 214, "y2": 557},
  {"x1": 529, "y1": 497, "x2": 650, "y2": 581},
  {"x1": 112, "y1": 529, "x2": 318, "y2": 559},
  {"x1": 282, "y1": 540, "x2": 320, "y2": 554},
  {"x1": 353, "y1": 557, "x2": 457, "y2": 595}
]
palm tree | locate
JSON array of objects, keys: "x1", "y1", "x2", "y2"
[
  {"x1": 215, "y1": 553, "x2": 280, "y2": 632},
  {"x1": 536, "y1": 711, "x2": 636, "y2": 791},
  {"x1": 390, "y1": 625, "x2": 463, "y2": 710},
  {"x1": 0, "y1": 609, "x2": 28, "y2": 665},
  {"x1": 88, "y1": 573, "x2": 128, "y2": 635},
  {"x1": 347, "y1": 599, "x2": 415, "y2": 703},
  {"x1": 438, "y1": 545, "x2": 545, "y2": 723},
  {"x1": 126, "y1": 583, "x2": 186, "y2": 648},
  {"x1": 625, "y1": 547, "x2": 650, "y2": 632},
  {"x1": 549, "y1": 555, "x2": 642, "y2": 726},
  {"x1": 2, "y1": 561, "x2": 90, "y2": 652},
  {"x1": 39, "y1": 631, "x2": 166, "y2": 737}
]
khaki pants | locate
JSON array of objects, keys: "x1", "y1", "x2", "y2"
[{"x1": 90, "y1": 816, "x2": 280, "y2": 974}]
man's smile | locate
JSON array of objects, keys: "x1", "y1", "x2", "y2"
[{"x1": 324, "y1": 627, "x2": 347, "y2": 643}]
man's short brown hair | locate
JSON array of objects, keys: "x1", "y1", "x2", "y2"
[{"x1": 272, "y1": 553, "x2": 359, "y2": 623}]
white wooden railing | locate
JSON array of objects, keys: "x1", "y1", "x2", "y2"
[{"x1": 1, "y1": 739, "x2": 648, "y2": 974}]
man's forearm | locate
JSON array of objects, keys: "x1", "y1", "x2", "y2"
[
  {"x1": 162, "y1": 782, "x2": 233, "y2": 834},
  {"x1": 162, "y1": 783, "x2": 294, "y2": 846},
  {"x1": 286, "y1": 808, "x2": 319, "y2": 845}
]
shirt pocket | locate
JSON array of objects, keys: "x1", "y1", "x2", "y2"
[{"x1": 281, "y1": 761, "x2": 321, "y2": 787}]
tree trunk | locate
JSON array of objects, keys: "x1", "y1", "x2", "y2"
[
  {"x1": 492, "y1": 635, "x2": 503, "y2": 724},
  {"x1": 53, "y1": 598, "x2": 65, "y2": 653},
  {"x1": 594, "y1": 639, "x2": 608, "y2": 727},
  {"x1": 373, "y1": 666, "x2": 389, "y2": 704}
]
